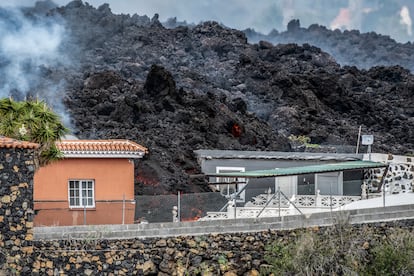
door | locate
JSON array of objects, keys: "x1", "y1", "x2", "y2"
[
  {"x1": 216, "y1": 167, "x2": 246, "y2": 202},
  {"x1": 275, "y1": 176, "x2": 297, "y2": 198},
  {"x1": 316, "y1": 172, "x2": 343, "y2": 195}
]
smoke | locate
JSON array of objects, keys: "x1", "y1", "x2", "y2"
[
  {"x1": 330, "y1": 8, "x2": 351, "y2": 30},
  {"x1": 400, "y1": 6, "x2": 412, "y2": 36},
  {"x1": 1, "y1": 0, "x2": 412, "y2": 132},
  {"x1": 330, "y1": 0, "x2": 364, "y2": 31},
  {"x1": 52, "y1": 0, "x2": 414, "y2": 43},
  {"x1": 0, "y1": 5, "x2": 73, "y2": 128}
]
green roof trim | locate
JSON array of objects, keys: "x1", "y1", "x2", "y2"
[{"x1": 207, "y1": 161, "x2": 387, "y2": 179}]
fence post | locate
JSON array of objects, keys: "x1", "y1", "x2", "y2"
[
  {"x1": 278, "y1": 186, "x2": 281, "y2": 217},
  {"x1": 83, "y1": 197, "x2": 86, "y2": 225},
  {"x1": 122, "y1": 194, "x2": 125, "y2": 225},
  {"x1": 178, "y1": 191, "x2": 181, "y2": 222}
]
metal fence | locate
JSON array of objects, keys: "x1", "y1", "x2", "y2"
[
  {"x1": 134, "y1": 192, "x2": 227, "y2": 223},
  {"x1": 135, "y1": 176, "x2": 366, "y2": 223},
  {"x1": 34, "y1": 180, "x2": 367, "y2": 225}
]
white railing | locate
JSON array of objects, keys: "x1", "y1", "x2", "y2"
[
  {"x1": 198, "y1": 212, "x2": 228, "y2": 220},
  {"x1": 246, "y1": 193, "x2": 360, "y2": 209},
  {"x1": 199, "y1": 193, "x2": 361, "y2": 221}
]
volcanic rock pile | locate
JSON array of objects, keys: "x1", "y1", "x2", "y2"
[
  {"x1": 246, "y1": 19, "x2": 414, "y2": 71},
  {"x1": 24, "y1": 1, "x2": 414, "y2": 194}
]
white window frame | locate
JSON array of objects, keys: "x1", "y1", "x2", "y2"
[
  {"x1": 215, "y1": 167, "x2": 246, "y2": 202},
  {"x1": 68, "y1": 179, "x2": 95, "y2": 208}
]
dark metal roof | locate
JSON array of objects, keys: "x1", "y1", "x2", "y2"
[
  {"x1": 206, "y1": 161, "x2": 387, "y2": 178},
  {"x1": 194, "y1": 149, "x2": 363, "y2": 161}
]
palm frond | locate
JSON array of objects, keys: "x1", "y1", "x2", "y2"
[
  {"x1": 0, "y1": 113, "x2": 20, "y2": 137},
  {"x1": 38, "y1": 143, "x2": 64, "y2": 166},
  {"x1": 0, "y1": 97, "x2": 68, "y2": 167}
]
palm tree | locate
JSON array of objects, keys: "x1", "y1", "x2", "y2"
[{"x1": 0, "y1": 98, "x2": 69, "y2": 166}]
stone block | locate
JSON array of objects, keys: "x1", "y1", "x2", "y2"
[
  {"x1": 106, "y1": 257, "x2": 113, "y2": 265},
  {"x1": 33, "y1": 260, "x2": 41, "y2": 270},
  {"x1": 155, "y1": 239, "x2": 167, "y2": 247},
  {"x1": 142, "y1": 260, "x2": 156, "y2": 274},
  {"x1": 21, "y1": 246, "x2": 33, "y2": 254},
  {"x1": 25, "y1": 221, "x2": 33, "y2": 229},
  {"x1": 46, "y1": 261, "x2": 53, "y2": 269},
  {"x1": 10, "y1": 186, "x2": 19, "y2": 192},
  {"x1": 18, "y1": 182, "x2": 28, "y2": 188},
  {"x1": 1, "y1": 195, "x2": 11, "y2": 204}
]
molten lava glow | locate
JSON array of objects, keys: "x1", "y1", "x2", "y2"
[
  {"x1": 330, "y1": 8, "x2": 351, "y2": 30},
  {"x1": 231, "y1": 123, "x2": 242, "y2": 137},
  {"x1": 400, "y1": 6, "x2": 412, "y2": 36},
  {"x1": 136, "y1": 175, "x2": 159, "y2": 187},
  {"x1": 181, "y1": 207, "x2": 203, "y2": 221}
]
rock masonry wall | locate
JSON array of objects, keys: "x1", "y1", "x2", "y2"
[
  {"x1": 32, "y1": 233, "x2": 271, "y2": 275},
  {"x1": 365, "y1": 156, "x2": 414, "y2": 194},
  {"x1": 22, "y1": 221, "x2": 414, "y2": 275},
  {"x1": 0, "y1": 147, "x2": 36, "y2": 274}
]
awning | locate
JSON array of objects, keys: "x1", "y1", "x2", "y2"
[{"x1": 206, "y1": 160, "x2": 387, "y2": 179}]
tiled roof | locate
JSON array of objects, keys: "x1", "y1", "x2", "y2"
[
  {"x1": 0, "y1": 136, "x2": 39, "y2": 149},
  {"x1": 56, "y1": 140, "x2": 148, "y2": 158}
]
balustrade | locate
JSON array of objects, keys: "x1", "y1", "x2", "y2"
[{"x1": 199, "y1": 193, "x2": 361, "y2": 220}]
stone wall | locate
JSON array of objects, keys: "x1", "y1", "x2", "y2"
[
  {"x1": 365, "y1": 154, "x2": 414, "y2": 194},
  {"x1": 25, "y1": 219, "x2": 414, "y2": 275},
  {"x1": 0, "y1": 147, "x2": 36, "y2": 273},
  {"x1": 32, "y1": 232, "x2": 271, "y2": 275},
  {"x1": 1, "y1": 146, "x2": 414, "y2": 275}
]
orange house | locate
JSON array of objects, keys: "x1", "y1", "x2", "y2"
[{"x1": 33, "y1": 139, "x2": 147, "y2": 226}]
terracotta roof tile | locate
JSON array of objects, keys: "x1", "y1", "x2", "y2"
[
  {"x1": 56, "y1": 139, "x2": 148, "y2": 156},
  {"x1": 0, "y1": 136, "x2": 39, "y2": 149}
]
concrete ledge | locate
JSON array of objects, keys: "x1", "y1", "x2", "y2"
[{"x1": 34, "y1": 204, "x2": 414, "y2": 240}]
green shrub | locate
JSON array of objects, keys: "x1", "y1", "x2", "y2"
[
  {"x1": 262, "y1": 238, "x2": 294, "y2": 275},
  {"x1": 363, "y1": 228, "x2": 414, "y2": 275},
  {"x1": 262, "y1": 222, "x2": 414, "y2": 275},
  {"x1": 288, "y1": 134, "x2": 320, "y2": 149},
  {"x1": 262, "y1": 217, "x2": 369, "y2": 275}
]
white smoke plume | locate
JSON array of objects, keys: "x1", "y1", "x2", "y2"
[
  {"x1": 400, "y1": 6, "x2": 412, "y2": 36},
  {"x1": 53, "y1": 0, "x2": 414, "y2": 43},
  {"x1": 0, "y1": 4, "x2": 73, "y2": 127}
]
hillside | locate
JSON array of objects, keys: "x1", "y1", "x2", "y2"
[{"x1": 4, "y1": 1, "x2": 414, "y2": 194}]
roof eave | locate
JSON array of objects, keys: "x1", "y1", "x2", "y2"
[
  {"x1": 61, "y1": 151, "x2": 145, "y2": 159},
  {"x1": 206, "y1": 161, "x2": 388, "y2": 178}
]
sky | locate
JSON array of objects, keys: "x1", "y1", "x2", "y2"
[
  {"x1": 2, "y1": 1, "x2": 414, "y2": 42},
  {"x1": 56, "y1": 0, "x2": 414, "y2": 43}
]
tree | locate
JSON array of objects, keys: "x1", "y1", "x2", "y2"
[{"x1": 0, "y1": 98, "x2": 69, "y2": 166}]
